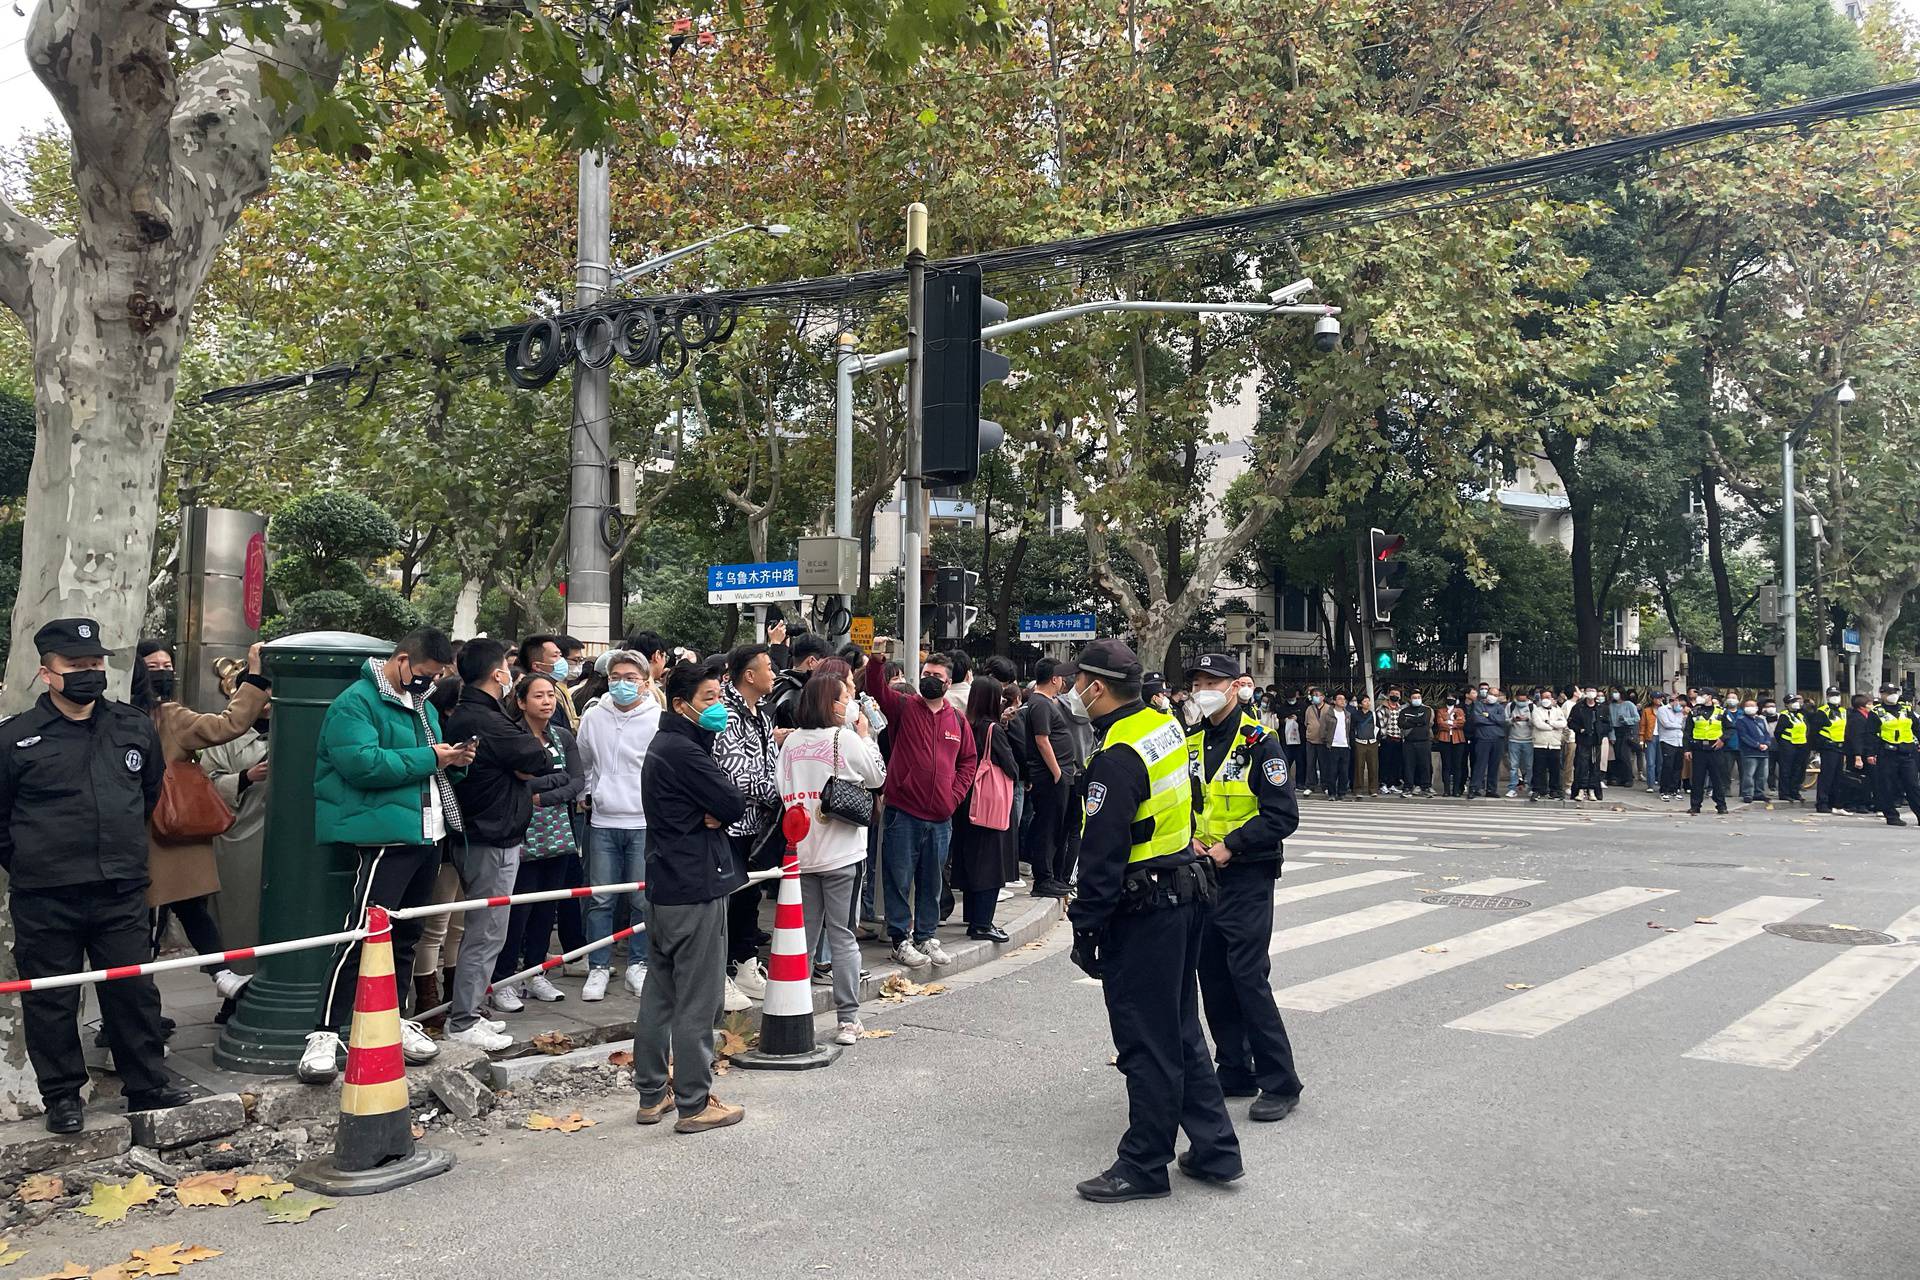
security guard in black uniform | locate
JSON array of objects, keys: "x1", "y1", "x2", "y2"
[
  {"x1": 1066, "y1": 639, "x2": 1241, "y2": 1202},
  {"x1": 1685, "y1": 687, "x2": 1731, "y2": 816},
  {"x1": 1184, "y1": 654, "x2": 1304, "y2": 1122},
  {"x1": 1867, "y1": 684, "x2": 1920, "y2": 827},
  {"x1": 0, "y1": 620, "x2": 190, "y2": 1133},
  {"x1": 1807, "y1": 686, "x2": 1848, "y2": 814}
]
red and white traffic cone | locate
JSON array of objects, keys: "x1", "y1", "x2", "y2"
[{"x1": 732, "y1": 808, "x2": 840, "y2": 1071}]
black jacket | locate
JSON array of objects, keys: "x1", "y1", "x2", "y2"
[
  {"x1": 1195, "y1": 713, "x2": 1299, "y2": 865},
  {"x1": 769, "y1": 668, "x2": 808, "y2": 731},
  {"x1": 1844, "y1": 707, "x2": 1879, "y2": 761},
  {"x1": 1568, "y1": 700, "x2": 1606, "y2": 744},
  {"x1": 641, "y1": 712, "x2": 749, "y2": 906},
  {"x1": 1067, "y1": 699, "x2": 1197, "y2": 934},
  {"x1": 0, "y1": 694, "x2": 165, "y2": 890},
  {"x1": 1399, "y1": 703, "x2": 1434, "y2": 743},
  {"x1": 444, "y1": 685, "x2": 561, "y2": 847}
]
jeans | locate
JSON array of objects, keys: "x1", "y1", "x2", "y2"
[
  {"x1": 1506, "y1": 738, "x2": 1530, "y2": 792},
  {"x1": 1738, "y1": 749, "x2": 1770, "y2": 800},
  {"x1": 587, "y1": 826, "x2": 648, "y2": 969},
  {"x1": 1644, "y1": 740, "x2": 1661, "y2": 789},
  {"x1": 1326, "y1": 746, "x2": 1351, "y2": 797},
  {"x1": 449, "y1": 841, "x2": 520, "y2": 1032},
  {"x1": 883, "y1": 809, "x2": 952, "y2": 944},
  {"x1": 1472, "y1": 737, "x2": 1503, "y2": 796}
]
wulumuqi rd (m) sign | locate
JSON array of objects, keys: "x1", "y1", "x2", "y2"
[
  {"x1": 1019, "y1": 612, "x2": 1097, "y2": 641},
  {"x1": 708, "y1": 561, "x2": 802, "y2": 605}
]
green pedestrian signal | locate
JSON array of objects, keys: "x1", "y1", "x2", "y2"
[{"x1": 1374, "y1": 649, "x2": 1393, "y2": 672}]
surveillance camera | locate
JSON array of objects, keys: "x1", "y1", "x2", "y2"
[
  {"x1": 1313, "y1": 314, "x2": 1341, "y2": 353},
  {"x1": 1268, "y1": 278, "x2": 1315, "y2": 304}
]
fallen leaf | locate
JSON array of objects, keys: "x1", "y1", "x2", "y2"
[
  {"x1": 410, "y1": 1124, "x2": 425, "y2": 1140},
  {"x1": 529, "y1": 1032, "x2": 574, "y2": 1056},
  {"x1": 525, "y1": 1111, "x2": 594, "y2": 1133},
  {"x1": 919, "y1": 983, "x2": 948, "y2": 997},
  {"x1": 606, "y1": 1050, "x2": 633, "y2": 1067},
  {"x1": 264, "y1": 1192, "x2": 337, "y2": 1224},
  {"x1": 172, "y1": 1173, "x2": 238, "y2": 1208},
  {"x1": 714, "y1": 1029, "x2": 751, "y2": 1058},
  {"x1": 229, "y1": 1177, "x2": 293, "y2": 1205},
  {"x1": 1831, "y1": 924, "x2": 1861, "y2": 931},
  {"x1": 77, "y1": 1176, "x2": 162, "y2": 1226},
  {"x1": 125, "y1": 1243, "x2": 222, "y2": 1275},
  {"x1": 1646, "y1": 922, "x2": 1666, "y2": 929},
  {"x1": 1419, "y1": 945, "x2": 1448, "y2": 954},
  {"x1": 212, "y1": 1144, "x2": 233, "y2": 1153},
  {"x1": 712, "y1": 1058, "x2": 731, "y2": 1077},
  {"x1": 1693, "y1": 917, "x2": 1718, "y2": 925},
  {"x1": 0, "y1": 1241, "x2": 26, "y2": 1267},
  {"x1": 878, "y1": 974, "x2": 921, "y2": 1000},
  {"x1": 91, "y1": 1264, "x2": 139, "y2": 1280},
  {"x1": 1503, "y1": 983, "x2": 1533, "y2": 991},
  {"x1": 22, "y1": 1265, "x2": 87, "y2": 1280},
  {"x1": 857, "y1": 1028, "x2": 896, "y2": 1039},
  {"x1": 15, "y1": 1175, "x2": 64, "y2": 1203}
]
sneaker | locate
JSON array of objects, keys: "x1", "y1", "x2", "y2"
[
  {"x1": 623, "y1": 964, "x2": 647, "y2": 998},
  {"x1": 478, "y1": 1015, "x2": 508, "y2": 1034},
  {"x1": 723, "y1": 977, "x2": 751, "y2": 1012},
  {"x1": 1299, "y1": 788, "x2": 1313, "y2": 797},
  {"x1": 491, "y1": 983, "x2": 525, "y2": 1013},
  {"x1": 892, "y1": 939, "x2": 931, "y2": 969},
  {"x1": 1504, "y1": 789, "x2": 1517, "y2": 799},
  {"x1": 732, "y1": 956, "x2": 768, "y2": 999},
  {"x1": 297, "y1": 1030, "x2": 341, "y2": 1084},
  {"x1": 582, "y1": 967, "x2": 611, "y2": 1002},
  {"x1": 525, "y1": 973, "x2": 566, "y2": 1003},
  {"x1": 996, "y1": 887, "x2": 1014, "y2": 902},
  {"x1": 635, "y1": 1093, "x2": 674, "y2": 1125},
  {"x1": 212, "y1": 969, "x2": 252, "y2": 1001},
  {"x1": 835, "y1": 1021, "x2": 862, "y2": 1046},
  {"x1": 400, "y1": 1019, "x2": 441, "y2": 1063},
  {"x1": 449, "y1": 1023, "x2": 513, "y2": 1053},
  {"x1": 812, "y1": 963, "x2": 834, "y2": 986},
  {"x1": 674, "y1": 1096, "x2": 745, "y2": 1134},
  {"x1": 921, "y1": 937, "x2": 953, "y2": 967}
]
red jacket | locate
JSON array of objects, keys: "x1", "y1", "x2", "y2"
[{"x1": 865, "y1": 659, "x2": 978, "y2": 823}]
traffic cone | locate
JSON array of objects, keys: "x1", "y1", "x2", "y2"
[
  {"x1": 293, "y1": 906, "x2": 456, "y2": 1195},
  {"x1": 732, "y1": 808, "x2": 840, "y2": 1071}
]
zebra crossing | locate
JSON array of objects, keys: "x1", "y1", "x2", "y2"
[
  {"x1": 1284, "y1": 797, "x2": 1637, "y2": 864},
  {"x1": 1261, "y1": 844, "x2": 1917, "y2": 1071}
]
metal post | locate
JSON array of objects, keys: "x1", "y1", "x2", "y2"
[
  {"x1": 1782, "y1": 430, "x2": 1797, "y2": 697},
  {"x1": 903, "y1": 203, "x2": 928, "y2": 663},
  {"x1": 1358, "y1": 532, "x2": 1376, "y2": 702},
  {"x1": 1813, "y1": 518, "x2": 1830, "y2": 693},
  {"x1": 566, "y1": 147, "x2": 613, "y2": 648},
  {"x1": 832, "y1": 333, "x2": 858, "y2": 649}
]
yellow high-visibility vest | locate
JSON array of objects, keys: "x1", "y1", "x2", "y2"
[
  {"x1": 1188, "y1": 712, "x2": 1263, "y2": 846},
  {"x1": 1690, "y1": 708, "x2": 1726, "y2": 743},
  {"x1": 1779, "y1": 709, "x2": 1808, "y2": 746},
  {"x1": 1094, "y1": 706, "x2": 1194, "y2": 864},
  {"x1": 1874, "y1": 703, "x2": 1917, "y2": 747}
]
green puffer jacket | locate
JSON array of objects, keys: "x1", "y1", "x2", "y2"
[{"x1": 314, "y1": 658, "x2": 444, "y2": 847}]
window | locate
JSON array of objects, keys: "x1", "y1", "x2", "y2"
[{"x1": 1278, "y1": 586, "x2": 1314, "y2": 634}]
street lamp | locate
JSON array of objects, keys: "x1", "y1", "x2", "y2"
[
  {"x1": 610, "y1": 222, "x2": 792, "y2": 287},
  {"x1": 1782, "y1": 377, "x2": 1857, "y2": 698}
]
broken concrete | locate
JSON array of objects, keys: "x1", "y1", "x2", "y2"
[
  {"x1": 0, "y1": 1112, "x2": 131, "y2": 1181},
  {"x1": 127, "y1": 1092, "x2": 246, "y2": 1151}
]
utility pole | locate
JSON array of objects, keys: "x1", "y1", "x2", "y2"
[
  {"x1": 902, "y1": 202, "x2": 928, "y2": 664},
  {"x1": 1782, "y1": 425, "x2": 1798, "y2": 698},
  {"x1": 831, "y1": 332, "x2": 859, "y2": 650},
  {"x1": 1812, "y1": 513, "x2": 1829, "y2": 693},
  {"x1": 566, "y1": 145, "x2": 613, "y2": 648}
]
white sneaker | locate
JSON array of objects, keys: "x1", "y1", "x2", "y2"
[
  {"x1": 212, "y1": 969, "x2": 252, "y2": 1001},
  {"x1": 732, "y1": 956, "x2": 768, "y2": 999},
  {"x1": 582, "y1": 967, "x2": 611, "y2": 1002},
  {"x1": 491, "y1": 983, "x2": 525, "y2": 1013},
  {"x1": 722, "y1": 977, "x2": 751, "y2": 1012},
  {"x1": 622, "y1": 964, "x2": 646, "y2": 997},
  {"x1": 922, "y1": 937, "x2": 953, "y2": 967},
  {"x1": 526, "y1": 973, "x2": 566, "y2": 1002},
  {"x1": 400, "y1": 1019, "x2": 441, "y2": 1064},
  {"x1": 297, "y1": 1030, "x2": 340, "y2": 1084},
  {"x1": 565, "y1": 959, "x2": 589, "y2": 977},
  {"x1": 996, "y1": 887, "x2": 1014, "y2": 902},
  {"x1": 892, "y1": 940, "x2": 930, "y2": 969},
  {"x1": 1505, "y1": 789, "x2": 1517, "y2": 799},
  {"x1": 835, "y1": 1021, "x2": 862, "y2": 1046},
  {"x1": 449, "y1": 1023, "x2": 512, "y2": 1053},
  {"x1": 479, "y1": 1015, "x2": 507, "y2": 1034}
]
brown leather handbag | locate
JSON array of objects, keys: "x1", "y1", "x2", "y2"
[{"x1": 152, "y1": 759, "x2": 235, "y2": 844}]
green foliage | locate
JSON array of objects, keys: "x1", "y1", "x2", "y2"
[
  {"x1": 284, "y1": 589, "x2": 367, "y2": 633},
  {"x1": 265, "y1": 491, "x2": 413, "y2": 639},
  {"x1": 361, "y1": 586, "x2": 425, "y2": 639},
  {"x1": 0, "y1": 388, "x2": 30, "y2": 506},
  {"x1": 270, "y1": 491, "x2": 403, "y2": 564}
]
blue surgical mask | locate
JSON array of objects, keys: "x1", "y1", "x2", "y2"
[
  {"x1": 697, "y1": 702, "x2": 729, "y2": 732},
  {"x1": 551, "y1": 658, "x2": 570, "y2": 682},
  {"x1": 609, "y1": 679, "x2": 640, "y2": 707}
]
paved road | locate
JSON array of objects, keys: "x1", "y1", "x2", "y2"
[{"x1": 31, "y1": 799, "x2": 1920, "y2": 1279}]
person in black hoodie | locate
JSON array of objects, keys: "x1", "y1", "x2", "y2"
[
  {"x1": 443, "y1": 638, "x2": 563, "y2": 1052},
  {"x1": 635, "y1": 661, "x2": 749, "y2": 1134},
  {"x1": 1397, "y1": 691, "x2": 1435, "y2": 797}
]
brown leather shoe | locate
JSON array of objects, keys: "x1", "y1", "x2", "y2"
[
  {"x1": 413, "y1": 973, "x2": 443, "y2": 1027},
  {"x1": 635, "y1": 1093, "x2": 674, "y2": 1126},
  {"x1": 673, "y1": 1097, "x2": 744, "y2": 1134}
]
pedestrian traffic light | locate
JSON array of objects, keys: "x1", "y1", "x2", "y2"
[
  {"x1": 1371, "y1": 626, "x2": 1396, "y2": 674},
  {"x1": 1369, "y1": 528, "x2": 1407, "y2": 622},
  {"x1": 923, "y1": 265, "x2": 1010, "y2": 487},
  {"x1": 934, "y1": 566, "x2": 979, "y2": 641}
]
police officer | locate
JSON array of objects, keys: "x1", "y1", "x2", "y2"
[
  {"x1": 1774, "y1": 692, "x2": 1811, "y2": 803},
  {"x1": 1184, "y1": 655, "x2": 1304, "y2": 1122},
  {"x1": 1685, "y1": 686, "x2": 1731, "y2": 816},
  {"x1": 1806, "y1": 686, "x2": 1849, "y2": 814},
  {"x1": 1066, "y1": 639, "x2": 1241, "y2": 1202},
  {"x1": 0, "y1": 620, "x2": 190, "y2": 1133},
  {"x1": 1866, "y1": 683, "x2": 1920, "y2": 827}
]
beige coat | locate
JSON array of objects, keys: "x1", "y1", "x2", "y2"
[{"x1": 147, "y1": 682, "x2": 271, "y2": 908}]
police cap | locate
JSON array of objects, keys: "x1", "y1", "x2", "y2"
[
  {"x1": 1881, "y1": 683, "x2": 1903, "y2": 695},
  {"x1": 1075, "y1": 638, "x2": 1142, "y2": 683},
  {"x1": 1184, "y1": 652, "x2": 1243, "y2": 680},
  {"x1": 33, "y1": 617, "x2": 113, "y2": 659},
  {"x1": 1826, "y1": 685, "x2": 1843, "y2": 696}
]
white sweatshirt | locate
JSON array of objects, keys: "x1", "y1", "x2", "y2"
[
  {"x1": 776, "y1": 726, "x2": 887, "y2": 874},
  {"x1": 576, "y1": 694, "x2": 661, "y2": 829}
]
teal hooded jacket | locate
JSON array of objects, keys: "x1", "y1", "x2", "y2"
[{"x1": 314, "y1": 658, "x2": 446, "y2": 847}]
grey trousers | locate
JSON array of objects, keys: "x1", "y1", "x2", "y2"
[
  {"x1": 633, "y1": 897, "x2": 727, "y2": 1116},
  {"x1": 802, "y1": 866, "x2": 861, "y2": 1022},
  {"x1": 450, "y1": 842, "x2": 520, "y2": 1032}
]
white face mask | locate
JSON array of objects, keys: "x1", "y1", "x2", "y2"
[
  {"x1": 1828, "y1": 695, "x2": 1842, "y2": 706},
  {"x1": 1409, "y1": 697, "x2": 1423, "y2": 707},
  {"x1": 1061, "y1": 683, "x2": 1088, "y2": 718},
  {"x1": 1190, "y1": 689, "x2": 1230, "y2": 721},
  {"x1": 843, "y1": 698, "x2": 861, "y2": 727},
  {"x1": 1236, "y1": 686, "x2": 1253, "y2": 703},
  {"x1": 1743, "y1": 704, "x2": 1757, "y2": 715}
]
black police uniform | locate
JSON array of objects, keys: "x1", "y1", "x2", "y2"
[
  {"x1": 1685, "y1": 704, "x2": 1731, "y2": 815},
  {"x1": 1806, "y1": 697, "x2": 1848, "y2": 813},
  {"x1": 1867, "y1": 698, "x2": 1920, "y2": 825},
  {"x1": 1069, "y1": 696, "x2": 1241, "y2": 1196},
  {"x1": 1192, "y1": 706, "x2": 1306, "y2": 1108},
  {"x1": 1, "y1": 625, "x2": 174, "y2": 1109}
]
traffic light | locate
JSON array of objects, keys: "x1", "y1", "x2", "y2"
[
  {"x1": 923, "y1": 264, "x2": 1010, "y2": 486},
  {"x1": 935, "y1": 566, "x2": 979, "y2": 641},
  {"x1": 1370, "y1": 626, "x2": 1396, "y2": 674},
  {"x1": 1369, "y1": 528, "x2": 1407, "y2": 622}
]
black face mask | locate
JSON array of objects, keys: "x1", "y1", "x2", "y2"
[
  {"x1": 404, "y1": 670, "x2": 436, "y2": 696},
  {"x1": 57, "y1": 669, "x2": 108, "y2": 705},
  {"x1": 149, "y1": 671, "x2": 176, "y2": 701},
  {"x1": 919, "y1": 676, "x2": 948, "y2": 700}
]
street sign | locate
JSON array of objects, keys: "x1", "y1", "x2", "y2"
[
  {"x1": 850, "y1": 616, "x2": 875, "y2": 649},
  {"x1": 706, "y1": 561, "x2": 801, "y2": 605},
  {"x1": 1842, "y1": 627, "x2": 1860, "y2": 653},
  {"x1": 1018, "y1": 612, "x2": 1096, "y2": 641}
]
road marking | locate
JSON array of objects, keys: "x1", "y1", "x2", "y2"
[
  {"x1": 1301, "y1": 815, "x2": 1603, "y2": 835},
  {"x1": 1274, "y1": 885, "x2": 1671, "y2": 1012},
  {"x1": 1293, "y1": 830, "x2": 1420, "y2": 844},
  {"x1": 1447, "y1": 895, "x2": 1820, "y2": 1039},
  {"x1": 1683, "y1": 906, "x2": 1920, "y2": 1070},
  {"x1": 1287, "y1": 861, "x2": 1324, "y2": 870},
  {"x1": 1268, "y1": 877, "x2": 1542, "y2": 957},
  {"x1": 1290, "y1": 850, "x2": 1409, "y2": 862},
  {"x1": 1273, "y1": 869, "x2": 1421, "y2": 906},
  {"x1": 1299, "y1": 807, "x2": 1632, "y2": 828}
]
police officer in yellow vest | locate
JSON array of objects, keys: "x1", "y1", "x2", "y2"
[
  {"x1": 1806, "y1": 686, "x2": 1849, "y2": 814},
  {"x1": 1685, "y1": 687, "x2": 1731, "y2": 816},
  {"x1": 1867, "y1": 683, "x2": 1920, "y2": 827},
  {"x1": 1065, "y1": 639, "x2": 1242, "y2": 1202},
  {"x1": 1183, "y1": 653, "x2": 1304, "y2": 1124},
  {"x1": 1774, "y1": 693, "x2": 1811, "y2": 803}
]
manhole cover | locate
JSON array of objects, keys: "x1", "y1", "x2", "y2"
[
  {"x1": 1763, "y1": 922, "x2": 1898, "y2": 946},
  {"x1": 1669, "y1": 861, "x2": 1741, "y2": 869},
  {"x1": 1420, "y1": 893, "x2": 1532, "y2": 911}
]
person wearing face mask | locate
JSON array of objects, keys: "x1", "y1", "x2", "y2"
[
  {"x1": 0, "y1": 619, "x2": 192, "y2": 1133},
  {"x1": 1397, "y1": 689, "x2": 1434, "y2": 797},
  {"x1": 1352, "y1": 694, "x2": 1380, "y2": 797},
  {"x1": 1302, "y1": 686, "x2": 1334, "y2": 798},
  {"x1": 1774, "y1": 694, "x2": 1810, "y2": 804},
  {"x1": 1527, "y1": 689, "x2": 1567, "y2": 803},
  {"x1": 516, "y1": 635, "x2": 579, "y2": 730},
  {"x1": 299, "y1": 628, "x2": 472, "y2": 1084},
  {"x1": 201, "y1": 657, "x2": 274, "y2": 1008},
  {"x1": 440, "y1": 638, "x2": 565, "y2": 1052},
  {"x1": 1731, "y1": 694, "x2": 1772, "y2": 804},
  {"x1": 1655, "y1": 692, "x2": 1690, "y2": 801},
  {"x1": 1867, "y1": 684, "x2": 1920, "y2": 826},
  {"x1": 1685, "y1": 687, "x2": 1732, "y2": 816},
  {"x1": 1467, "y1": 684, "x2": 1506, "y2": 799},
  {"x1": 1607, "y1": 688, "x2": 1639, "y2": 789},
  {"x1": 1567, "y1": 689, "x2": 1605, "y2": 803},
  {"x1": 634, "y1": 661, "x2": 750, "y2": 1133},
  {"x1": 1182, "y1": 653, "x2": 1304, "y2": 1125},
  {"x1": 1807, "y1": 686, "x2": 1849, "y2": 814},
  {"x1": 1022, "y1": 658, "x2": 1077, "y2": 899},
  {"x1": 1068, "y1": 640, "x2": 1241, "y2": 1201},
  {"x1": 1504, "y1": 689, "x2": 1532, "y2": 799},
  {"x1": 1434, "y1": 693, "x2": 1466, "y2": 798},
  {"x1": 1377, "y1": 690, "x2": 1405, "y2": 795},
  {"x1": 575, "y1": 651, "x2": 661, "y2": 1002}
]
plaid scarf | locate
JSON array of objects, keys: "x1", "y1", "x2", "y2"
[{"x1": 370, "y1": 659, "x2": 464, "y2": 833}]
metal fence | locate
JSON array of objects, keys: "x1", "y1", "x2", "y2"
[
  {"x1": 1504, "y1": 644, "x2": 1664, "y2": 694},
  {"x1": 1685, "y1": 649, "x2": 1777, "y2": 692}
]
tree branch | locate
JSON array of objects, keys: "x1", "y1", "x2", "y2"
[{"x1": 0, "y1": 195, "x2": 55, "y2": 321}]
